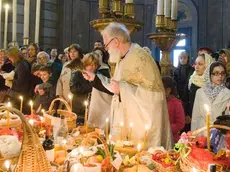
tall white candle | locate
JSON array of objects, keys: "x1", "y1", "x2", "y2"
[
  {"x1": 23, "y1": 0, "x2": 30, "y2": 46},
  {"x1": 12, "y1": 0, "x2": 17, "y2": 45},
  {"x1": 3, "y1": 4, "x2": 9, "y2": 50},
  {"x1": 35, "y1": 0, "x2": 41, "y2": 44},
  {"x1": 125, "y1": 0, "x2": 133, "y2": 3},
  {"x1": 0, "y1": 0, "x2": 2, "y2": 48},
  {"x1": 164, "y1": 0, "x2": 171, "y2": 18},
  {"x1": 157, "y1": 0, "x2": 164, "y2": 15},
  {"x1": 171, "y1": 0, "x2": 178, "y2": 20}
]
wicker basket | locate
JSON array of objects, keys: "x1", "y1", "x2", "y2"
[
  {"x1": 0, "y1": 106, "x2": 52, "y2": 172},
  {"x1": 179, "y1": 124, "x2": 230, "y2": 172},
  {"x1": 81, "y1": 132, "x2": 115, "y2": 172},
  {"x1": 44, "y1": 98, "x2": 77, "y2": 131}
]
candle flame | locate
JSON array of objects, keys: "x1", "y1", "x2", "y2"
[
  {"x1": 62, "y1": 139, "x2": 67, "y2": 145},
  {"x1": 204, "y1": 104, "x2": 210, "y2": 113},
  {"x1": 145, "y1": 124, "x2": 149, "y2": 131},
  {"x1": 41, "y1": 109, "x2": 45, "y2": 113},
  {"x1": 68, "y1": 94, "x2": 73, "y2": 100},
  {"x1": 4, "y1": 4, "x2": 9, "y2": 10},
  {"x1": 192, "y1": 167, "x2": 197, "y2": 172},
  {"x1": 120, "y1": 121, "x2": 124, "y2": 127},
  {"x1": 4, "y1": 160, "x2": 10, "y2": 169},
  {"x1": 106, "y1": 118, "x2": 109, "y2": 123},
  {"x1": 109, "y1": 134, "x2": 112, "y2": 140},
  {"x1": 7, "y1": 102, "x2": 12, "y2": 107},
  {"x1": 29, "y1": 119, "x2": 34, "y2": 126},
  {"x1": 19, "y1": 96, "x2": 23, "y2": 100},
  {"x1": 137, "y1": 143, "x2": 141, "y2": 152},
  {"x1": 84, "y1": 100, "x2": 88, "y2": 106},
  {"x1": 129, "y1": 122, "x2": 133, "y2": 128},
  {"x1": 29, "y1": 100, "x2": 33, "y2": 106}
]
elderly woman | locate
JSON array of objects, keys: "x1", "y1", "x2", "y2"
[
  {"x1": 37, "y1": 51, "x2": 62, "y2": 85},
  {"x1": 191, "y1": 62, "x2": 230, "y2": 130},
  {"x1": 7, "y1": 47, "x2": 31, "y2": 113}
]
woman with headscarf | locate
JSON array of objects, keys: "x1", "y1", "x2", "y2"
[
  {"x1": 191, "y1": 62, "x2": 230, "y2": 130},
  {"x1": 26, "y1": 43, "x2": 39, "y2": 66},
  {"x1": 183, "y1": 53, "x2": 213, "y2": 131},
  {"x1": 173, "y1": 51, "x2": 194, "y2": 102},
  {"x1": 218, "y1": 49, "x2": 230, "y2": 89}
]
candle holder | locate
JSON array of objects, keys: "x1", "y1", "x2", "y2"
[
  {"x1": 99, "y1": 0, "x2": 110, "y2": 18},
  {"x1": 155, "y1": 15, "x2": 165, "y2": 31},
  {"x1": 148, "y1": 14, "x2": 186, "y2": 76},
  {"x1": 23, "y1": 37, "x2": 29, "y2": 46},
  {"x1": 112, "y1": 0, "x2": 123, "y2": 17},
  {"x1": 124, "y1": 3, "x2": 135, "y2": 19}
]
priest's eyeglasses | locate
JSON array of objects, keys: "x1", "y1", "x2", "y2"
[
  {"x1": 211, "y1": 72, "x2": 226, "y2": 76},
  {"x1": 104, "y1": 37, "x2": 117, "y2": 49}
]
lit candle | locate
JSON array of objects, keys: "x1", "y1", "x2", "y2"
[
  {"x1": 120, "y1": 122, "x2": 124, "y2": 141},
  {"x1": 68, "y1": 94, "x2": 73, "y2": 112},
  {"x1": 6, "y1": 102, "x2": 12, "y2": 128},
  {"x1": 29, "y1": 100, "x2": 33, "y2": 116},
  {"x1": 157, "y1": 0, "x2": 164, "y2": 15},
  {"x1": 4, "y1": 160, "x2": 10, "y2": 172},
  {"x1": 84, "y1": 101, "x2": 88, "y2": 134},
  {"x1": 136, "y1": 143, "x2": 141, "y2": 172},
  {"x1": 144, "y1": 124, "x2": 149, "y2": 149},
  {"x1": 19, "y1": 96, "x2": 23, "y2": 112},
  {"x1": 204, "y1": 104, "x2": 211, "y2": 151},
  {"x1": 105, "y1": 118, "x2": 109, "y2": 141},
  {"x1": 164, "y1": 0, "x2": 171, "y2": 18},
  {"x1": 129, "y1": 122, "x2": 133, "y2": 141},
  {"x1": 171, "y1": 0, "x2": 178, "y2": 20}
]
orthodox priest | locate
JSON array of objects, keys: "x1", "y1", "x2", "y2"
[{"x1": 84, "y1": 22, "x2": 173, "y2": 149}]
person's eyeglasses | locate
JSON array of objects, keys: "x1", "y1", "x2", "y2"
[
  {"x1": 211, "y1": 72, "x2": 226, "y2": 76},
  {"x1": 104, "y1": 37, "x2": 116, "y2": 49}
]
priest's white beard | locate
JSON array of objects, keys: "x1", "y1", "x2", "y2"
[{"x1": 108, "y1": 48, "x2": 121, "y2": 63}]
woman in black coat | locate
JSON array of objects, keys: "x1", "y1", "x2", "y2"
[{"x1": 7, "y1": 47, "x2": 31, "y2": 114}]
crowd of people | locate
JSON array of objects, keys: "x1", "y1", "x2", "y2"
[{"x1": 0, "y1": 22, "x2": 230, "y2": 147}]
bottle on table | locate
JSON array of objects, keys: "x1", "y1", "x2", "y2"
[{"x1": 42, "y1": 125, "x2": 54, "y2": 162}]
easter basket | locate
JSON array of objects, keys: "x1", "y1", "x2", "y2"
[
  {"x1": 0, "y1": 106, "x2": 52, "y2": 172},
  {"x1": 151, "y1": 149, "x2": 181, "y2": 172},
  {"x1": 43, "y1": 98, "x2": 77, "y2": 131},
  {"x1": 179, "y1": 124, "x2": 230, "y2": 172}
]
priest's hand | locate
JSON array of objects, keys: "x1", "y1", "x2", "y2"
[
  {"x1": 82, "y1": 70, "x2": 95, "y2": 81},
  {"x1": 111, "y1": 79, "x2": 120, "y2": 94},
  {"x1": 226, "y1": 101, "x2": 230, "y2": 111}
]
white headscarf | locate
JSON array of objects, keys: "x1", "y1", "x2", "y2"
[
  {"x1": 203, "y1": 62, "x2": 226, "y2": 103},
  {"x1": 188, "y1": 53, "x2": 214, "y2": 89}
]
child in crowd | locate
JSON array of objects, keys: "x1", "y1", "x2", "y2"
[
  {"x1": 34, "y1": 65, "x2": 56, "y2": 112},
  {"x1": 162, "y1": 76, "x2": 185, "y2": 143}
]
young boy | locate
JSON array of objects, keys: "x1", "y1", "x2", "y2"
[{"x1": 34, "y1": 65, "x2": 56, "y2": 112}]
